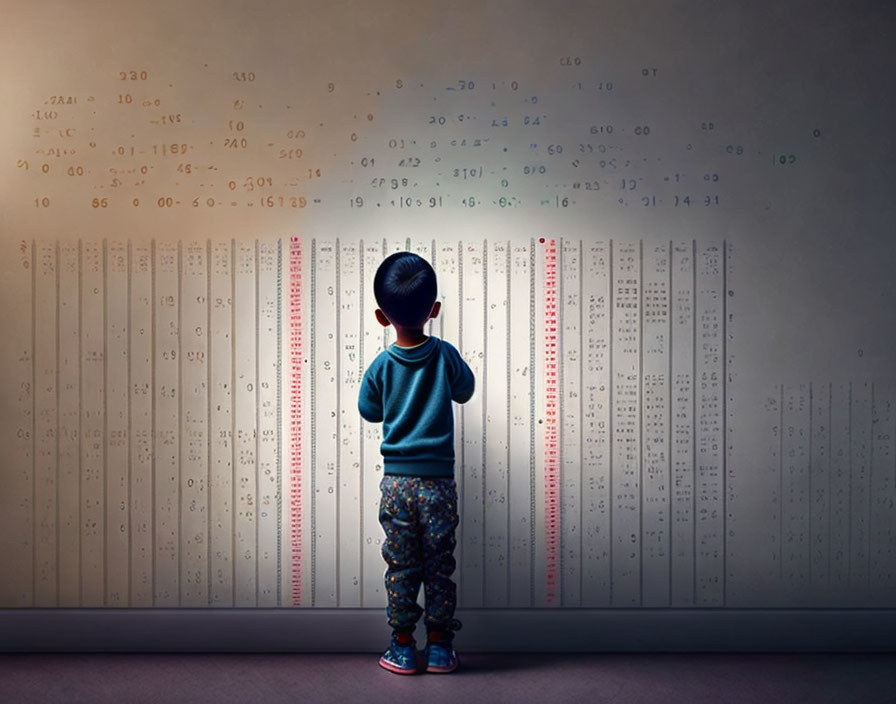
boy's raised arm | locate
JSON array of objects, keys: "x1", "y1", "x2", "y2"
[{"x1": 450, "y1": 352, "x2": 475, "y2": 404}]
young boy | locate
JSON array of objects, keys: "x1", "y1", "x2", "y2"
[{"x1": 358, "y1": 251, "x2": 475, "y2": 675}]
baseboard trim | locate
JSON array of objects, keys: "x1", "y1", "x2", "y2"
[{"x1": 2, "y1": 608, "x2": 894, "y2": 652}]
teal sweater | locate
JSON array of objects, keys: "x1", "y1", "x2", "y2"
[{"x1": 358, "y1": 335, "x2": 475, "y2": 477}]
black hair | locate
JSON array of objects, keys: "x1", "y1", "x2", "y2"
[{"x1": 373, "y1": 251, "x2": 438, "y2": 327}]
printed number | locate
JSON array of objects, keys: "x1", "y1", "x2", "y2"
[{"x1": 774, "y1": 153, "x2": 797, "y2": 165}]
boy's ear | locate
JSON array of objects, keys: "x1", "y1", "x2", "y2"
[
  {"x1": 429, "y1": 301, "x2": 441, "y2": 319},
  {"x1": 374, "y1": 308, "x2": 391, "y2": 327}
]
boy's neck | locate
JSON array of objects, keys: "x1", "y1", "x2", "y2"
[{"x1": 394, "y1": 329, "x2": 429, "y2": 348}]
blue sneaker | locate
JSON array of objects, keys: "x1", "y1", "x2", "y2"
[
  {"x1": 379, "y1": 631, "x2": 418, "y2": 675},
  {"x1": 425, "y1": 619, "x2": 462, "y2": 673}
]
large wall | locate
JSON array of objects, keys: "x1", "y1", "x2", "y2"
[{"x1": 1, "y1": 0, "x2": 894, "y2": 618}]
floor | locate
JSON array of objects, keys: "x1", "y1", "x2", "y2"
[{"x1": 2, "y1": 652, "x2": 895, "y2": 703}]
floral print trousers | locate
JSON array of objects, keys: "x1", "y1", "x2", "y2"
[{"x1": 379, "y1": 475, "x2": 459, "y2": 633}]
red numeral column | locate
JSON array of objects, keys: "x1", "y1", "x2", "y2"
[
  {"x1": 289, "y1": 236, "x2": 304, "y2": 605},
  {"x1": 543, "y1": 238, "x2": 559, "y2": 604}
]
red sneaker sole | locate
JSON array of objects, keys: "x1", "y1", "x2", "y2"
[
  {"x1": 379, "y1": 656, "x2": 418, "y2": 675},
  {"x1": 426, "y1": 661, "x2": 458, "y2": 673}
]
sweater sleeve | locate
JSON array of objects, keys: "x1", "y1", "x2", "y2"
[
  {"x1": 358, "y1": 364, "x2": 384, "y2": 422},
  {"x1": 445, "y1": 343, "x2": 475, "y2": 404}
]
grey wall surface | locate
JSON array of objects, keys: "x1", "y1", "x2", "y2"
[{"x1": 0, "y1": 1, "x2": 894, "y2": 647}]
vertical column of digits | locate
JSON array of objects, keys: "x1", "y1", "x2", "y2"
[
  {"x1": 434, "y1": 240, "x2": 461, "y2": 603},
  {"x1": 180, "y1": 242, "x2": 208, "y2": 606},
  {"x1": 724, "y1": 243, "x2": 736, "y2": 605},
  {"x1": 80, "y1": 241, "x2": 104, "y2": 606},
  {"x1": 508, "y1": 240, "x2": 533, "y2": 607},
  {"x1": 642, "y1": 242, "x2": 670, "y2": 606},
  {"x1": 870, "y1": 385, "x2": 895, "y2": 604},
  {"x1": 889, "y1": 388, "x2": 896, "y2": 604},
  {"x1": 314, "y1": 239, "x2": 338, "y2": 606},
  {"x1": 153, "y1": 241, "x2": 179, "y2": 606},
  {"x1": 829, "y1": 383, "x2": 850, "y2": 599},
  {"x1": 408, "y1": 236, "x2": 431, "y2": 262},
  {"x1": 233, "y1": 241, "x2": 257, "y2": 605},
  {"x1": 408, "y1": 236, "x2": 435, "y2": 338},
  {"x1": 582, "y1": 241, "x2": 611, "y2": 606},
  {"x1": 540, "y1": 237, "x2": 560, "y2": 606},
  {"x1": 256, "y1": 240, "x2": 280, "y2": 606},
  {"x1": 781, "y1": 384, "x2": 810, "y2": 603},
  {"x1": 34, "y1": 242, "x2": 58, "y2": 606},
  {"x1": 809, "y1": 381, "x2": 832, "y2": 604},
  {"x1": 533, "y1": 238, "x2": 547, "y2": 606},
  {"x1": 560, "y1": 238, "x2": 581, "y2": 606},
  {"x1": 695, "y1": 244, "x2": 724, "y2": 606},
  {"x1": 276, "y1": 238, "x2": 284, "y2": 607},
  {"x1": 338, "y1": 239, "x2": 361, "y2": 606},
  {"x1": 670, "y1": 241, "x2": 695, "y2": 606},
  {"x1": 360, "y1": 239, "x2": 385, "y2": 607},
  {"x1": 57, "y1": 240, "x2": 80, "y2": 606},
  {"x1": 1, "y1": 238, "x2": 35, "y2": 605},
  {"x1": 460, "y1": 240, "x2": 485, "y2": 606},
  {"x1": 129, "y1": 242, "x2": 153, "y2": 606},
  {"x1": 209, "y1": 241, "x2": 234, "y2": 606},
  {"x1": 849, "y1": 381, "x2": 872, "y2": 602},
  {"x1": 288, "y1": 237, "x2": 304, "y2": 606},
  {"x1": 105, "y1": 241, "x2": 129, "y2": 606},
  {"x1": 761, "y1": 386, "x2": 785, "y2": 605},
  {"x1": 383, "y1": 238, "x2": 405, "y2": 348},
  {"x1": 611, "y1": 240, "x2": 640, "y2": 606},
  {"x1": 484, "y1": 239, "x2": 509, "y2": 606}
]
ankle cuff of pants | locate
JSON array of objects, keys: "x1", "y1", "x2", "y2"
[{"x1": 426, "y1": 618, "x2": 462, "y2": 634}]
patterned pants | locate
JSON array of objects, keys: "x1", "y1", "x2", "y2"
[{"x1": 379, "y1": 475, "x2": 459, "y2": 633}]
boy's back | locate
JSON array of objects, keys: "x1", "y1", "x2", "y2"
[{"x1": 358, "y1": 335, "x2": 474, "y2": 478}]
